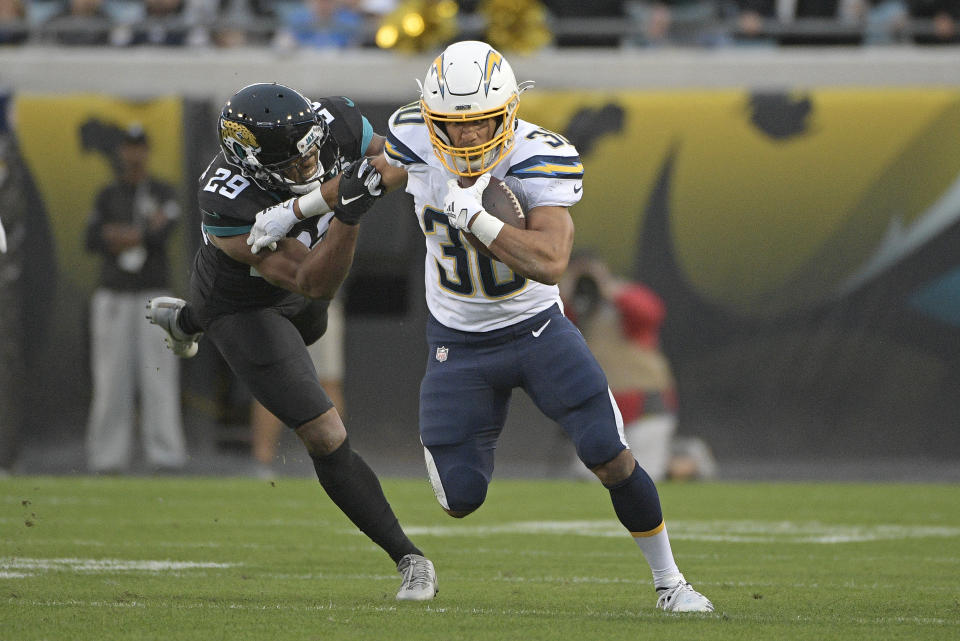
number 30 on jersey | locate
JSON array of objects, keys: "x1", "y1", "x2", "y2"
[{"x1": 424, "y1": 208, "x2": 525, "y2": 298}]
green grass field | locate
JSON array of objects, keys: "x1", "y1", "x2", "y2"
[{"x1": 1, "y1": 476, "x2": 958, "y2": 640}]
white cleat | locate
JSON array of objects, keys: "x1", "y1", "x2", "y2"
[
  {"x1": 395, "y1": 554, "x2": 437, "y2": 601},
  {"x1": 656, "y1": 577, "x2": 714, "y2": 613},
  {"x1": 146, "y1": 296, "x2": 201, "y2": 358}
]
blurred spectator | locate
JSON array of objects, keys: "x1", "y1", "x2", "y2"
[
  {"x1": 733, "y1": 0, "x2": 867, "y2": 45},
  {"x1": 626, "y1": 1, "x2": 732, "y2": 47},
  {"x1": 864, "y1": 0, "x2": 908, "y2": 44},
  {"x1": 41, "y1": 0, "x2": 114, "y2": 45},
  {"x1": 908, "y1": 0, "x2": 960, "y2": 44},
  {"x1": 358, "y1": 0, "x2": 398, "y2": 17},
  {"x1": 116, "y1": 0, "x2": 190, "y2": 47},
  {"x1": 544, "y1": 0, "x2": 625, "y2": 47},
  {"x1": 559, "y1": 253, "x2": 714, "y2": 481},
  {"x1": 0, "y1": 0, "x2": 28, "y2": 45},
  {"x1": 84, "y1": 124, "x2": 187, "y2": 474},
  {"x1": 184, "y1": 0, "x2": 276, "y2": 47},
  {"x1": 8, "y1": 0, "x2": 960, "y2": 48},
  {"x1": 274, "y1": 0, "x2": 364, "y2": 50}
]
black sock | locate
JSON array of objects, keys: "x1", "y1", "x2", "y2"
[
  {"x1": 177, "y1": 304, "x2": 202, "y2": 336},
  {"x1": 312, "y1": 437, "x2": 422, "y2": 564},
  {"x1": 604, "y1": 461, "x2": 663, "y2": 534}
]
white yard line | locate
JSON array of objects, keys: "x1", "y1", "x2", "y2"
[
  {"x1": 0, "y1": 516, "x2": 330, "y2": 528},
  {"x1": 0, "y1": 557, "x2": 237, "y2": 578},
  {"x1": 1, "y1": 495, "x2": 108, "y2": 505},
  {"x1": 402, "y1": 519, "x2": 960, "y2": 543}
]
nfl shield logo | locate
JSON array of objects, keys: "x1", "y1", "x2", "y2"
[{"x1": 435, "y1": 346, "x2": 449, "y2": 362}]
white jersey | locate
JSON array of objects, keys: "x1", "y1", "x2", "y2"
[{"x1": 385, "y1": 103, "x2": 584, "y2": 332}]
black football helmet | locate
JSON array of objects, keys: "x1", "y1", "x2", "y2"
[{"x1": 218, "y1": 83, "x2": 341, "y2": 192}]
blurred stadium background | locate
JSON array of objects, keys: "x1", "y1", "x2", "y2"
[{"x1": 2, "y1": 0, "x2": 960, "y2": 481}]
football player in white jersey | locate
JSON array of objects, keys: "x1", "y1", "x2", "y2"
[{"x1": 247, "y1": 41, "x2": 713, "y2": 612}]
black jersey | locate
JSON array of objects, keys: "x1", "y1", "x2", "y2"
[
  {"x1": 190, "y1": 96, "x2": 371, "y2": 318},
  {"x1": 85, "y1": 177, "x2": 179, "y2": 292}
]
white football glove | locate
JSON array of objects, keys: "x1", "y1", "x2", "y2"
[
  {"x1": 444, "y1": 174, "x2": 491, "y2": 230},
  {"x1": 247, "y1": 198, "x2": 299, "y2": 255}
]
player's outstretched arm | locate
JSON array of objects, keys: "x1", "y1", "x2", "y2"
[
  {"x1": 215, "y1": 160, "x2": 384, "y2": 297},
  {"x1": 247, "y1": 179, "x2": 338, "y2": 255},
  {"x1": 210, "y1": 232, "x2": 310, "y2": 292},
  {"x1": 369, "y1": 153, "x2": 408, "y2": 192},
  {"x1": 366, "y1": 135, "x2": 408, "y2": 193},
  {"x1": 247, "y1": 159, "x2": 383, "y2": 255},
  {"x1": 292, "y1": 219, "x2": 359, "y2": 299},
  {"x1": 208, "y1": 221, "x2": 359, "y2": 301},
  {"x1": 288, "y1": 159, "x2": 384, "y2": 297}
]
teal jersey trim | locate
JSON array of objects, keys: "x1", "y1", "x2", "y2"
[
  {"x1": 203, "y1": 223, "x2": 252, "y2": 237},
  {"x1": 361, "y1": 117, "x2": 374, "y2": 155}
]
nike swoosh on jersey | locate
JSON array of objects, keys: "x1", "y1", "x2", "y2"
[
  {"x1": 532, "y1": 319, "x2": 551, "y2": 337},
  {"x1": 573, "y1": 184, "x2": 583, "y2": 193},
  {"x1": 341, "y1": 194, "x2": 364, "y2": 205}
]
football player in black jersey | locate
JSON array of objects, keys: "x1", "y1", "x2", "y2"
[{"x1": 146, "y1": 83, "x2": 437, "y2": 601}]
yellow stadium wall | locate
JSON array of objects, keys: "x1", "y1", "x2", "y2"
[
  {"x1": 520, "y1": 88, "x2": 960, "y2": 317},
  {"x1": 12, "y1": 87, "x2": 960, "y2": 462},
  {"x1": 15, "y1": 94, "x2": 187, "y2": 297}
]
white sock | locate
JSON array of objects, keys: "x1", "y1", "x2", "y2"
[{"x1": 632, "y1": 523, "x2": 683, "y2": 589}]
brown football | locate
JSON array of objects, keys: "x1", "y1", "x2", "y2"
[{"x1": 463, "y1": 176, "x2": 526, "y2": 260}]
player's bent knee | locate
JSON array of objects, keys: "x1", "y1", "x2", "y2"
[
  {"x1": 439, "y1": 465, "x2": 488, "y2": 516},
  {"x1": 592, "y1": 449, "x2": 637, "y2": 486},
  {"x1": 575, "y1": 427, "x2": 627, "y2": 474},
  {"x1": 295, "y1": 408, "x2": 346, "y2": 457}
]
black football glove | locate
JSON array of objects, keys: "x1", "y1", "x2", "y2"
[{"x1": 333, "y1": 158, "x2": 383, "y2": 225}]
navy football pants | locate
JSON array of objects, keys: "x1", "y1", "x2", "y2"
[{"x1": 420, "y1": 304, "x2": 626, "y2": 513}]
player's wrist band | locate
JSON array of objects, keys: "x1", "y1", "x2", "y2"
[
  {"x1": 469, "y1": 210, "x2": 505, "y2": 247},
  {"x1": 296, "y1": 186, "x2": 333, "y2": 219}
]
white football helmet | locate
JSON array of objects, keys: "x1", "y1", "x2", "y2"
[{"x1": 419, "y1": 40, "x2": 533, "y2": 177}]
